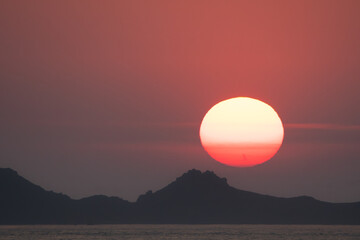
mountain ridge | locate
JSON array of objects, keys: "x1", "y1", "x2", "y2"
[{"x1": 1, "y1": 167, "x2": 359, "y2": 224}]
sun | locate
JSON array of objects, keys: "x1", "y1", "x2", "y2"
[{"x1": 199, "y1": 97, "x2": 284, "y2": 167}]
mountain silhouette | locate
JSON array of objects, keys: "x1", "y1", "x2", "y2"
[
  {"x1": 1, "y1": 168, "x2": 359, "y2": 224},
  {"x1": 0, "y1": 168, "x2": 130, "y2": 224}
]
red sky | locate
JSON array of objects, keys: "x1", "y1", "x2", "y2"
[{"x1": 1, "y1": 0, "x2": 360, "y2": 202}]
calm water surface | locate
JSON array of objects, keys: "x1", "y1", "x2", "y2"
[{"x1": 0, "y1": 224, "x2": 359, "y2": 240}]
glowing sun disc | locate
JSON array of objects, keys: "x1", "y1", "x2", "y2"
[{"x1": 199, "y1": 97, "x2": 284, "y2": 167}]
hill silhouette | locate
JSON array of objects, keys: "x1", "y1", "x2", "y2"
[{"x1": 1, "y1": 168, "x2": 359, "y2": 224}]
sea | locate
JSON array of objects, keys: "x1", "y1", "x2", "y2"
[{"x1": 0, "y1": 224, "x2": 359, "y2": 240}]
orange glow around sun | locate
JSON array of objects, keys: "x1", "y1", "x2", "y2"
[{"x1": 200, "y1": 97, "x2": 284, "y2": 167}]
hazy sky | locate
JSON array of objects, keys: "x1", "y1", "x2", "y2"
[{"x1": 1, "y1": 0, "x2": 360, "y2": 203}]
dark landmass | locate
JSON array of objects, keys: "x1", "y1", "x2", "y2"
[{"x1": 1, "y1": 168, "x2": 359, "y2": 224}]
